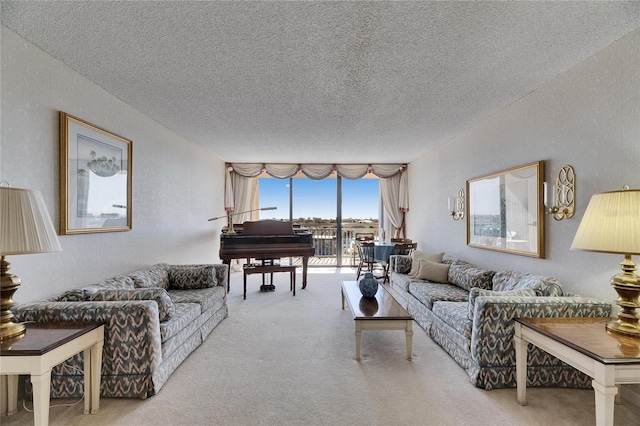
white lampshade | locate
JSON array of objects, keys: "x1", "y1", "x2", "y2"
[
  {"x1": 571, "y1": 189, "x2": 640, "y2": 255},
  {"x1": 0, "y1": 186, "x2": 62, "y2": 255}
]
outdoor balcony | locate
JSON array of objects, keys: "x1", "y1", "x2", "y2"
[{"x1": 291, "y1": 225, "x2": 379, "y2": 267}]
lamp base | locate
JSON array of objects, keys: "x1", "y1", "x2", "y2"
[
  {"x1": 0, "y1": 321, "x2": 25, "y2": 340},
  {"x1": 0, "y1": 256, "x2": 26, "y2": 341},
  {"x1": 606, "y1": 319, "x2": 640, "y2": 339},
  {"x1": 607, "y1": 255, "x2": 640, "y2": 340},
  {"x1": 226, "y1": 212, "x2": 236, "y2": 234}
]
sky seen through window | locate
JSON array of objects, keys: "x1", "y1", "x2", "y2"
[{"x1": 258, "y1": 177, "x2": 379, "y2": 220}]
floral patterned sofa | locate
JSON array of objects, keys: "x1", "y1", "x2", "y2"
[
  {"x1": 387, "y1": 253, "x2": 611, "y2": 390},
  {"x1": 13, "y1": 263, "x2": 228, "y2": 399}
]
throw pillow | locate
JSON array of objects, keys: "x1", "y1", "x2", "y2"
[
  {"x1": 88, "y1": 288, "x2": 176, "y2": 321},
  {"x1": 492, "y1": 270, "x2": 564, "y2": 296},
  {"x1": 128, "y1": 263, "x2": 170, "y2": 289},
  {"x1": 467, "y1": 288, "x2": 537, "y2": 320},
  {"x1": 408, "y1": 251, "x2": 445, "y2": 277},
  {"x1": 415, "y1": 260, "x2": 450, "y2": 283},
  {"x1": 53, "y1": 288, "x2": 85, "y2": 302},
  {"x1": 98, "y1": 276, "x2": 136, "y2": 290},
  {"x1": 169, "y1": 265, "x2": 217, "y2": 290},
  {"x1": 448, "y1": 262, "x2": 495, "y2": 291}
]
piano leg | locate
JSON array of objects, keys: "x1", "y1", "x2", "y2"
[
  {"x1": 223, "y1": 259, "x2": 231, "y2": 292},
  {"x1": 302, "y1": 256, "x2": 309, "y2": 289}
]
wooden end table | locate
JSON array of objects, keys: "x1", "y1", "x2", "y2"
[
  {"x1": 514, "y1": 317, "x2": 640, "y2": 426},
  {"x1": 341, "y1": 281, "x2": 413, "y2": 360},
  {"x1": 0, "y1": 322, "x2": 105, "y2": 425}
]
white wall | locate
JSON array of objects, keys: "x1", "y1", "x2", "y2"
[
  {"x1": 407, "y1": 28, "x2": 640, "y2": 402},
  {"x1": 407, "y1": 28, "x2": 640, "y2": 304},
  {"x1": 0, "y1": 27, "x2": 227, "y2": 304}
]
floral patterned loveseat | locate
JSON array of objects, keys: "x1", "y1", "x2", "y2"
[
  {"x1": 13, "y1": 263, "x2": 228, "y2": 399},
  {"x1": 387, "y1": 253, "x2": 611, "y2": 390}
]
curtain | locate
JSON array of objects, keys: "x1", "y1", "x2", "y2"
[
  {"x1": 379, "y1": 172, "x2": 408, "y2": 238},
  {"x1": 231, "y1": 172, "x2": 255, "y2": 223},
  {"x1": 230, "y1": 163, "x2": 406, "y2": 179},
  {"x1": 225, "y1": 163, "x2": 409, "y2": 236},
  {"x1": 224, "y1": 166, "x2": 256, "y2": 224},
  {"x1": 224, "y1": 169, "x2": 256, "y2": 272}
]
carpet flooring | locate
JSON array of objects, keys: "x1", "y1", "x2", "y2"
[{"x1": 3, "y1": 268, "x2": 640, "y2": 425}]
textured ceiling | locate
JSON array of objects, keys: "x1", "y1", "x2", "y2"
[{"x1": 2, "y1": 1, "x2": 639, "y2": 164}]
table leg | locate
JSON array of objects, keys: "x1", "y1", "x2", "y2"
[
  {"x1": 6, "y1": 374, "x2": 18, "y2": 415},
  {"x1": 223, "y1": 259, "x2": 231, "y2": 292},
  {"x1": 341, "y1": 288, "x2": 345, "y2": 310},
  {"x1": 405, "y1": 320, "x2": 413, "y2": 360},
  {"x1": 0, "y1": 375, "x2": 6, "y2": 416},
  {"x1": 31, "y1": 372, "x2": 52, "y2": 426},
  {"x1": 83, "y1": 348, "x2": 91, "y2": 414},
  {"x1": 592, "y1": 363, "x2": 617, "y2": 426},
  {"x1": 514, "y1": 323, "x2": 528, "y2": 405},
  {"x1": 90, "y1": 339, "x2": 103, "y2": 414},
  {"x1": 355, "y1": 320, "x2": 362, "y2": 361}
]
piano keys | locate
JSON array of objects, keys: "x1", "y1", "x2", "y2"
[{"x1": 219, "y1": 220, "x2": 315, "y2": 291}]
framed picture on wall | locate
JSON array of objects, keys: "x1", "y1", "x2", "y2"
[
  {"x1": 466, "y1": 161, "x2": 544, "y2": 258},
  {"x1": 59, "y1": 112, "x2": 132, "y2": 235}
]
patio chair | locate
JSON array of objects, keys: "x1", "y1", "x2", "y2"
[
  {"x1": 356, "y1": 240, "x2": 378, "y2": 280},
  {"x1": 352, "y1": 233, "x2": 375, "y2": 265},
  {"x1": 390, "y1": 237, "x2": 412, "y2": 243}
]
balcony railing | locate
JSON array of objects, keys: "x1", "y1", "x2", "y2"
[{"x1": 293, "y1": 226, "x2": 379, "y2": 267}]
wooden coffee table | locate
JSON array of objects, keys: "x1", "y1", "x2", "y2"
[{"x1": 341, "y1": 281, "x2": 413, "y2": 360}]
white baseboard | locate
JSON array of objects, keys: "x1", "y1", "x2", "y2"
[{"x1": 621, "y1": 384, "x2": 640, "y2": 408}]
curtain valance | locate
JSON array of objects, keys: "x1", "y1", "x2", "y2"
[
  {"x1": 224, "y1": 162, "x2": 409, "y2": 236},
  {"x1": 228, "y1": 163, "x2": 407, "y2": 180}
]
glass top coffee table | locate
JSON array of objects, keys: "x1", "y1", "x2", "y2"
[{"x1": 341, "y1": 281, "x2": 413, "y2": 361}]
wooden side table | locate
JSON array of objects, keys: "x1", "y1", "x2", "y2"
[
  {"x1": 514, "y1": 317, "x2": 640, "y2": 426},
  {"x1": 0, "y1": 322, "x2": 105, "y2": 425}
]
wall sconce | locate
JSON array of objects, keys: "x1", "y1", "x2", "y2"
[
  {"x1": 448, "y1": 188, "x2": 465, "y2": 221},
  {"x1": 544, "y1": 164, "x2": 575, "y2": 221}
]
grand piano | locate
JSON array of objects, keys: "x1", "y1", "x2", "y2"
[{"x1": 219, "y1": 220, "x2": 315, "y2": 291}]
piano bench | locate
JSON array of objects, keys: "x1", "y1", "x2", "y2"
[{"x1": 243, "y1": 264, "x2": 297, "y2": 299}]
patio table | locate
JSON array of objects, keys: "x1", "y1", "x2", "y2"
[{"x1": 373, "y1": 242, "x2": 397, "y2": 263}]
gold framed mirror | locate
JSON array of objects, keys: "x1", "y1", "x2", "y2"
[{"x1": 466, "y1": 161, "x2": 545, "y2": 258}]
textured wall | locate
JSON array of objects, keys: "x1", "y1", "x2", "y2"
[
  {"x1": 0, "y1": 27, "x2": 226, "y2": 303},
  {"x1": 407, "y1": 28, "x2": 640, "y2": 304}
]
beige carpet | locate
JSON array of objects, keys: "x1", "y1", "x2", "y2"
[{"x1": 3, "y1": 268, "x2": 640, "y2": 426}]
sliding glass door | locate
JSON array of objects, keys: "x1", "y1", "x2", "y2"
[{"x1": 258, "y1": 174, "x2": 379, "y2": 267}]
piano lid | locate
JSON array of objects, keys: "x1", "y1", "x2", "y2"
[{"x1": 222, "y1": 220, "x2": 309, "y2": 235}]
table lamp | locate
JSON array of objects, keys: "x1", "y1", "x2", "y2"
[
  {"x1": 571, "y1": 187, "x2": 640, "y2": 339},
  {"x1": 0, "y1": 184, "x2": 62, "y2": 340}
]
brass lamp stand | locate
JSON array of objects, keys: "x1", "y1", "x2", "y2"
[
  {"x1": 0, "y1": 256, "x2": 25, "y2": 339},
  {"x1": 0, "y1": 184, "x2": 63, "y2": 340},
  {"x1": 607, "y1": 254, "x2": 640, "y2": 338},
  {"x1": 571, "y1": 187, "x2": 640, "y2": 339}
]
